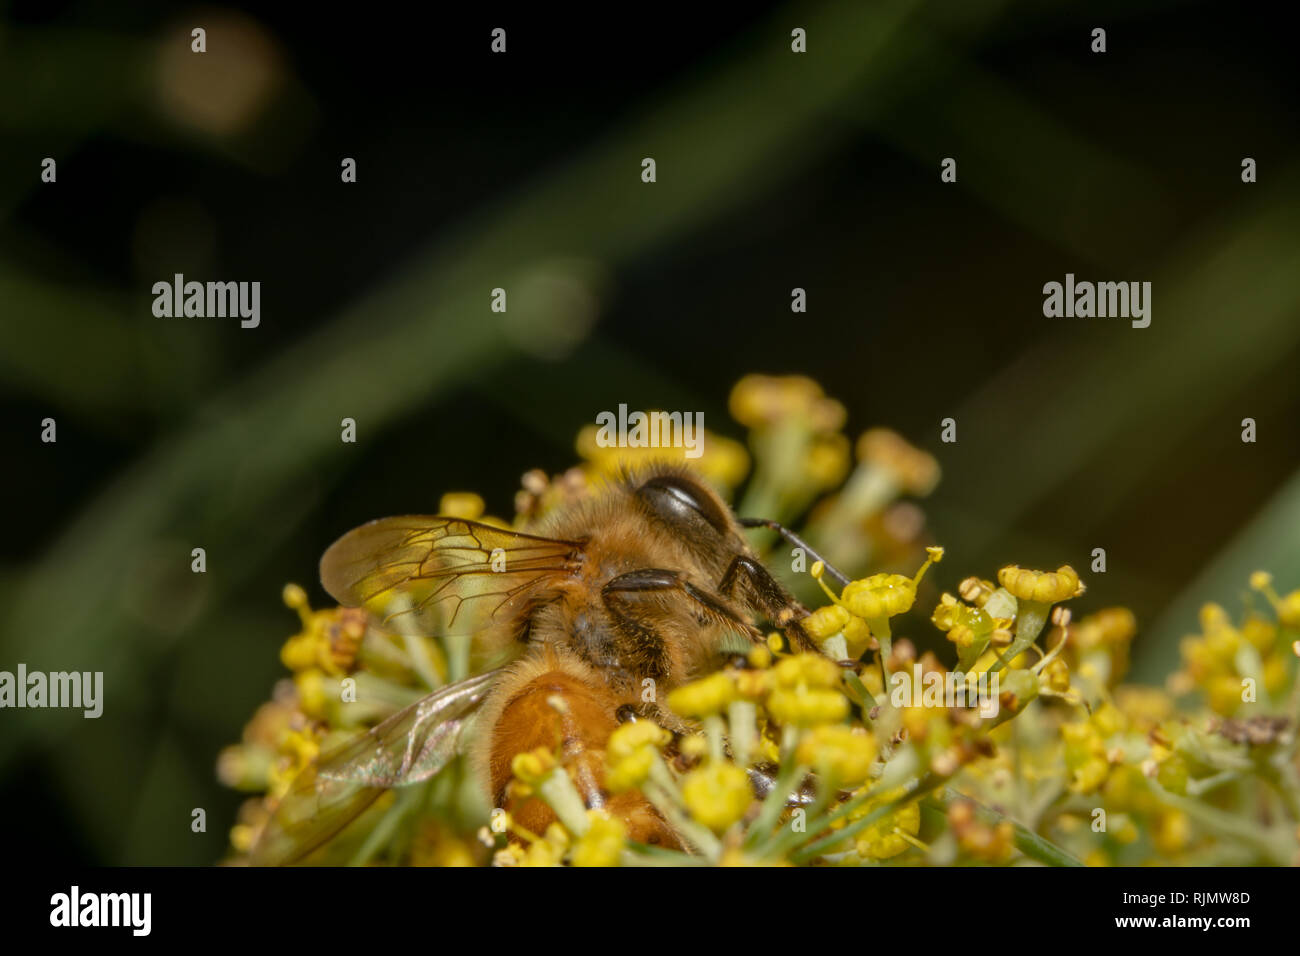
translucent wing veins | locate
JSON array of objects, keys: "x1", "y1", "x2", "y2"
[
  {"x1": 319, "y1": 516, "x2": 583, "y2": 638},
  {"x1": 249, "y1": 669, "x2": 501, "y2": 865}
]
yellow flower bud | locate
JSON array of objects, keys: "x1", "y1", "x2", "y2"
[
  {"x1": 571, "y1": 810, "x2": 626, "y2": 867},
  {"x1": 729, "y1": 374, "x2": 844, "y2": 431},
  {"x1": 679, "y1": 734, "x2": 709, "y2": 760},
  {"x1": 841, "y1": 573, "x2": 916, "y2": 618},
  {"x1": 803, "y1": 604, "x2": 852, "y2": 641},
  {"x1": 1264, "y1": 654, "x2": 1288, "y2": 696},
  {"x1": 772, "y1": 653, "x2": 842, "y2": 690},
  {"x1": 1277, "y1": 590, "x2": 1300, "y2": 629},
  {"x1": 666, "y1": 671, "x2": 737, "y2": 718},
  {"x1": 605, "y1": 746, "x2": 656, "y2": 793},
  {"x1": 1153, "y1": 809, "x2": 1191, "y2": 856},
  {"x1": 1043, "y1": 657, "x2": 1071, "y2": 693},
  {"x1": 795, "y1": 725, "x2": 878, "y2": 786},
  {"x1": 521, "y1": 838, "x2": 563, "y2": 867},
  {"x1": 854, "y1": 795, "x2": 920, "y2": 860},
  {"x1": 438, "y1": 492, "x2": 485, "y2": 520},
  {"x1": 681, "y1": 761, "x2": 752, "y2": 832},
  {"x1": 1241, "y1": 615, "x2": 1275, "y2": 653},
  {"x1": 280, "y1": 632, "x2": 320, "y2": 673},
  {"x1": 607, "y1": 720, "x2": 670, "y2": 762},
  {"x1": 855, "y1": 428, "x2": 940, "y2": 496},
  {"x1": 998, "y1": 564, "x2": 1083, "y2": 603},
  {"x1": 511, "y1": 747, "x2": 558, "y2": 786},
  {"x1": 282, "y1": 582, "x2": 309, "y2": 614},
  {"x1": 1071, "y1": 607, "x2": 1137, "y2": 651},
  {"x1": 294, "y1": 668, "x2": 329, "y2": 721},
  {"x1": 842, "y1": 616, "x2": 874, "y2": 658},
  {"x1": 803, "y1": 434, "x2": 851, "y2": 489},
  {"x1": 767, "y1": 687, "x2": 849, "y2": 727}
]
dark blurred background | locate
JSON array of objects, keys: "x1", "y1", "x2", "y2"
[{"x1": 1, "y1": 1, "x2": 1297, "y2": 864}]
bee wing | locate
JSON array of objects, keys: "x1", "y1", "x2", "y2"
[
  {"x1": 319, "y1": 516, "x2": 583, "y2": 639},
  {"x1": 249, "y1": 669, "x2": 500, "y2": 866}
]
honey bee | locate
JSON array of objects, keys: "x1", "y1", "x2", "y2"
[{"x1": 251, "y1": 465, "x2": 843, "y2": 864}]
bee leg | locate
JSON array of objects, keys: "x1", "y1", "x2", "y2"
[
  {"x1": 717, "y1": 556, "x2": 823, "y2": 655},
  {"x1": 616, "y1": 702, "x2": 694, "y2": 739},
  {"x1": 602, "y1": 570, "x2": 763, "y2": 669}
]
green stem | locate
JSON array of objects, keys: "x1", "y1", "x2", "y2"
[
  {"x1": 871, "y1": 617, "x2": 892, "y2": 667},
  {"x1": 621, "y1": 844, "x2": 707, "y2": 866},
  {"x1": 705, "y1": 715, "x2": 726, "y2": 762},
  {"x1": 1258, "y1": 761, "x2": 1300, "y2": 822},
  {"x1": 727, "y1": 700, "x2": 757, "y2": 767},
  {"x1": 843, "y1": 669, "x2": 877, "y2": 715},
  {"x1": 1148, "y1": 780, "x2": 1292, "y2": 864},
  {"x1": 348, "y1": 789, "x2": 417, "y2": 866},
  {"x1": 984, "y1": 600, "x2": 1049, "y2": 676},
  {"x1": 537, "y1": 770, "x2": 591, "y2": 837}
]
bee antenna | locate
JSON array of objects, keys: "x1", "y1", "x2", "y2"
[{"x1": 737, "y1": 518, "x2": 851, "y2": 588}]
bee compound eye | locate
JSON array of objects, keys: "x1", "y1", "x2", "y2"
[
  {"x1": 616, "y1": 704, "x2": 638, "y2": 723},
  {"x1": 637, "y1": 473, "x2": 730, "y2": 535}
]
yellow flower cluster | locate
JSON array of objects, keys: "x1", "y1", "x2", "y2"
[
  {"x1": 835, "y1": 547, "x2": 944, "y2": 621},
  {"x1": 855, "y1": 428, "x2": 940, "y2": 497},
  {"x1": 849, "y1": 788, "x2": 922, "y2": 860},
  {"x1": 278, "y1": 584, "x2": 367, "y2": 678},
  {"x1": 574, "y1": 421, "x2": 751, "y2": 495},
  {"x1": 1177, "y1": 598, "x2": 1292, "y2": 714},
  {"x1": 795, "y1": 725, "x2": 877, "y2": 787},
  {"x1": 766, "y1": 654, "x2": 849, "y2": 727},
  {"x1": 218, "y1": 373, "x2": 1300, "y2": 869},
  {"x1": 946, "y1": 800, "x2": 1014, "y2": 863},
  {"x1": 729, "y1": 374, "x2": 846, "y2": 433},
  {"x1": 1061, "y1": 719, "x2": 1110, "y2": 794}
]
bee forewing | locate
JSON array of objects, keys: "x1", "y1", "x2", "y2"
[{"x1": 319, "y1": 516, "x2": 582, "y2": 639}]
